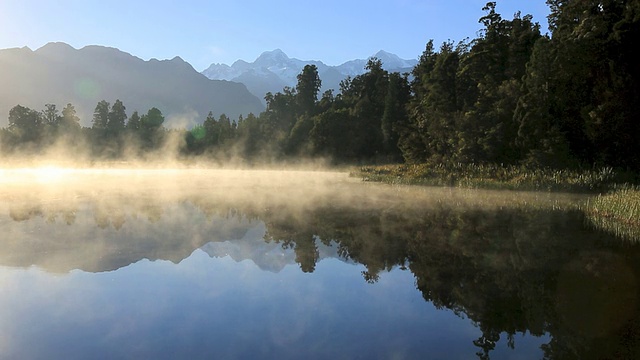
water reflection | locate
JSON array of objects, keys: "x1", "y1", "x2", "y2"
[{"x1": 0, "y1": 169, "x2": 639, "y2": 359}]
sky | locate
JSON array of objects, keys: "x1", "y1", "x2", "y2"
[{"x1": 0, "y1": 0, "x2": 551, "y2": 72}]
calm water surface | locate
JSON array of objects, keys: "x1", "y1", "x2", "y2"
[{"x1": 0, "y1": 169, "x2": 638, "y2": 359}]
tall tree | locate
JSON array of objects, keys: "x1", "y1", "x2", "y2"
[
  {"x1": 397, "y1": 40, "x2": 438, "y2": 163},
  {"x1": 217, "y1": 113, "x2": 233, "y2": 145},
  {"x1": 381, "y1": 72, "x2": 410, "y2": 161},
  {"x1": 40, "y1": 103, "x2": 61, "y2": 144},
  {"x1": 140, "y1": 107, "x2": 165, "y2": 149},
  {"x1": 457, "y1": 3, "x2": 541, "y2": 164},
  {"x1": 514, "y1": 37, "x2": 573, "y2": 168},
  {"x1": 296, "y1": 64, "x2": 322, "y2": 115},
  {"x1": 514, "y1": 0, "x2": 640, "y2": 169},
  {"x1": 338, "y1": 57, "x2": 390, "y2": 160},
  {"x1": 57, "y1": 103, "x2": 83, "y2": 145},
  {"x1": 42, "y1": 104, "x2": 61, "y2": 126},
  {"x1": 8, "y1": 105, "x2": 42, "y2": 144},
  {"x1": 60, "y1": 103, "x2": 81, "y2": 131},
  {"x1": 263, "y1": 87, "x2": 297, "y2": 154},
  {"x1": 141, "y1": 107, "x2": 164, "y2": 129},
  {"x1": 92, "y1": 100, "x2": 110, "y2": 130},
  {"x1": 202, "y1": 111, "x2": 219, "y2": 148},
  {"x1": 402, "y1": 41, "x2": 463, "y2": 163},
  {"x1": 126, "y1": 110, "x2": 141, "y2": 131},
  {"x1": 107, "y1": 99, "x2": 127, "y2": 134}
]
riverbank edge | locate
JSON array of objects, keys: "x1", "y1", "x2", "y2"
[{"x1": 350, "y1": 163, "x2": 640, "y2": 242}]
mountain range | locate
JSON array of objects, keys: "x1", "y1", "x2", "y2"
[
  {"x1": 201, "y1": 49, "x2": 418, "y2": 104},
  {"x1": 0, "y1": 43, "x2": 417, "y2": 128},
  {"x1": 0, "y1": 42, "x2": 264, "y2": 128}
]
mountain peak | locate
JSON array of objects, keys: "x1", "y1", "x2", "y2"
[
  {"x1": 372, "y1": 50, "x2": 401, "y2": 61},
  {"x1": 201, "y1": 49, "x2": 418, "y2": 105},
  {"x1": 37, "y1": 42, "x2": 75, "y2": 51},
  {"x1": 255, "y1": 49, "x2": 290, "y2": 65},
  {"x1": 373, "y1": 49, "x2": 391, "y2": 56},
  {"x1": 264, "y1": 48, "x2": 287, "y2": 57},
  {"x1": 35, "y1": 42, "x2": 76, "y2": 56}
]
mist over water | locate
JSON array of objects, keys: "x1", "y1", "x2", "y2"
[{"x1": 0, "y1": 167, "x2": 639, "y2": 359}]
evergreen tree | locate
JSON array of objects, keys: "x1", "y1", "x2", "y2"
[
  {"x1": 60, "y1": 103, "x2": 81, "y2": 131},
  {"x1": 126, "y1": 110, "x2": 141, "y2": 131},
  {"x1": 337, "y1": 57, "x2": 390, "y2": 160},
  {"x1": 40, "y1": 103, "x2": 61, "y2": 145},
  {"x1": 218, "y1": 113, "x2": 232, "y2": 145},
  {"x1": 42, "y1": 104, "x2": 61, "y2": 126},
  {"x1": 202, "y1": 111, "x2": 219, "y2": 148},
  {"x1": 402, "y1": 41, "x2": 463, "y2": 163},
  {"x1": 457, "y1": 3, "x2": 541, "y2": 164},
  {"x1": 381, "y1": 72, "x2": 410, "y2": 162},
  {"x1": 58, "y1": 103, "x2": 83, "y2": 145},
  {"x1": 92, "y1": 100, "x2": 110, "y2": 130},
  {"x1": 8, "y1": 105, "x2": 42, "y2": 144},
  {"x1": 107, "y1": 99, "x2": 127, "y2": 134},
  {"x1": 296, "y1": 64, "x2": 322, "y2": 115},
  {"x1": 263, "y1": 87, "x2": 297, "y2": 154},
  {"x1": 236, "y1": 112, "x2": 264, "y2": 159},
  {"x1": 140, "y1": 107, "x2": 165, "y2": 149}
]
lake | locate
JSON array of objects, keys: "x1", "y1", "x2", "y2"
[{"x1": 0, "y1": 168, "x2": 638, "y2": 359}]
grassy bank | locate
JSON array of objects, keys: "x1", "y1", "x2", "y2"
[
  {"x1": 584, "y1": 187, "x2": 640, "y2": 242},
  {"x1": 351, "y1": 163, "x2": 640, "y2": 242},
  {"x1": 351, "y1": 163, "x2": 632, "y2": 193}
]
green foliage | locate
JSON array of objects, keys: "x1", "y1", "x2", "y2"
[
  {"x1": 381, "y1": 72, "x2": 409, "y2": 162},
  {"x1": 8, "y1": 105, "x2": 43, "y2": 145},
  {"x1": 141, "y1": 107, "x2": 164, "y2": 129},
  {"x1": 138, "y1": 107, "x2": 165, "y2": 150},
  {"x1": 534, "y1": 0, "x2": 640, "y2": 169},
  {"x1": 296, "y1": 64, "x2": 321, "y2": 115},
  {"x1": 107, "y1": 99, "x2": 127, "y2": 134},
  {"x1": 60, "y1": 103, "x2": 81, "y2": 131},
  {"x1": 92, "y1": 100, "x2": 110, "y2": 130},
  {"x1": 42, "y1": 104, "x2": 61, "y2": 126},
  {"x1": 585, "y1": 186, "x2": 640, "y2": 242},
  {"x1": 308, "y1": 109, "x2": 354, "y2": 159},
  {"x1": 353, "y1": 163, "x2": 631, "y2": 193},
  {"x1": 126, "y1": 110, "x2": 141, "y2": 131}
]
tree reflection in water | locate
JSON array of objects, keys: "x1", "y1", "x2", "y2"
[{"x1": 0, "y1": 169, "x2": 638, "y2": 359}]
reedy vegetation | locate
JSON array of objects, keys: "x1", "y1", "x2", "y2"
[
  {"x1": 585, "y1": 187, "x2": 640, "y2": 242},
  {"x1": 353, "y1": 163, "x2": 632, "y2": 193}
]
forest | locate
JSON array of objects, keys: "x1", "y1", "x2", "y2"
[{"x1": 1, "y1": 1, "x2": 639, "y2": 172}]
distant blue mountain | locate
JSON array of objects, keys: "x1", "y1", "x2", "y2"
[
  {"x1": 202, "y1": 49, "x2": 418, "y2": 104},
  {"x1": 0, "y1": 42, "x2": 265, "y2": 127}
]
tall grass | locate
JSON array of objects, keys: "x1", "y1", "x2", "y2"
[
  {"x1": 584, "y1": 187, "x2": 640, "y2": 242},
  {"x1": 352, "y1": 163, "x2": 630, "y2": 193},
  {"x1": 351, "y1": 163, "x2": 640, "y2": 242}
]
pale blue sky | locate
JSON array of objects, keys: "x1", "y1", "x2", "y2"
[{"x1": 0, "y1": 0, "x2": 550, "y2": 71}]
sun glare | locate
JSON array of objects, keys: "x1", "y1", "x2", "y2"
[
  {"x1": 0, "y1": 166, "x2": 74, "y2": 184},
  {"x1": 33, "y1": 166, "x2": 70, "y2": 182}
]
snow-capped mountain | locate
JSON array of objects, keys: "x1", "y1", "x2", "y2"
[
  {"x1": 201, "y1": 49, "x2": 417, "y2": 104},
  {"x1": 336, "y1": 50, "x2": 418, "y2": 76}
]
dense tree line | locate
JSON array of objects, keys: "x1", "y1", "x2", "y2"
[
  {"x1": 0, "y1": 99, "x2": 169, "y2": 158},
  {"x1": 399, "y1": 0, "x2": 640, "y2": 170},
  {"x1": 2, "y1": 1, "x2": 639, "y2": 170}
]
